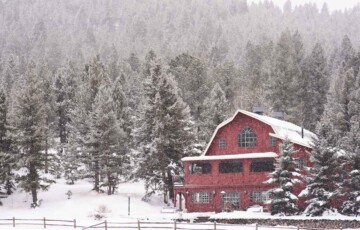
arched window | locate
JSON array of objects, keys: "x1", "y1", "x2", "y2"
[{"x1": 238, "y1": 127, "x2": 257, "y2": 147}]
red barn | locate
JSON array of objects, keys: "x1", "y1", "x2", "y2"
[{"x1": 173, "y1": 109, "x2": 316, "y2": 213}]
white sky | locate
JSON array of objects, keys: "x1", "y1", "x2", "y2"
[{"x1": 248, "y1": 0, "x2": 360, "y2": 12}]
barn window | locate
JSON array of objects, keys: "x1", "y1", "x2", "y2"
[
  {"x1": 250, "y1": 191, "x2": 270, "y2": 203},
  {"x1": 219, "y1": 161, "x2": 243, "y2": 173},
  {"x1": 189, "y1": 162, "x2": 212, "y2": 174},
  {"x1": 191, "y1": 192, "x2": 212, "y2": 204},
  {"x1": 222, "y1": 192, "x2": 241, "y2": 211},
  {"x1": 250, "y1": 160, "x2": 274, "y2": 172},
  {"x1": 238, "y1": 127, "x2": 257, "y2": 147},
  {"x1": 219, "y1": 138, "x2": 226, "y2": 149},
  {"x1": 295, "y1": 158, "x2": 306, "y2": 169},
  {"x1": 269, "y1": 136, "x2": 277, "y2": 146}
]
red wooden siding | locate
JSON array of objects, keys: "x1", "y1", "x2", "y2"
[
  {"x1": 174, "y1": 111, "x2": 313, "y2": 213},
  {"x1": 206, "y1": 113, "x2": 278, "y2": 156}
]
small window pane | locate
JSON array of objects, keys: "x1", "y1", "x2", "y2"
[
  {"x1": 219, "y1": 161, "x2": 243, "y2": 173},
  {"x1": 238, "y1": 127, "x2": 257, "y2": 147},
  {"x1": 191, "y1": 192, "x2": 212, "y2": 204},
  {"x1": 269, "y1": 136, "x2": 277, "y2": 146},
  {"x1": 219, "y1": 139, "x2": 226, "y2": 149},
  {"x1": 222, "y1": 192, "x2": 241, "y2": 211},
  {"x1": 295, "y1": 158, "x2": 306, "y2": 169},
  {"x1": 250, "y1": 191, "x2": 270, "y2": 203},
  {"x1": 250, "y1": 161, "x2": 274, "y2": 172},
  {"x1": 189, "y1": 162, "x2": 212, "y2": 174}
]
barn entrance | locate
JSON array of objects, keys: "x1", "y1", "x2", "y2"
[{"x1": 221, "y1": 192, "x2": 240, "y2": 212}]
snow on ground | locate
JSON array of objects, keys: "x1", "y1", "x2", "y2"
[{"x1": 0, "y1": 178, "x2": 359, "y2": 229}]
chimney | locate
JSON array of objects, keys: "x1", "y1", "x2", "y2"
[
  {"x1": 253, "y1": 106, "x2": 265, "y2": 115},
  {"x1": 272, "y1": 111, "x2": 284, "y2": 120},
  {"x1": 301, "y1": 127, "x2": 304, "y2": 138}
]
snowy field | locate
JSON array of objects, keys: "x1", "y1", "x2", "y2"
[{"x1": 0, "y1": 179, "x2": 359, "y2": 230}]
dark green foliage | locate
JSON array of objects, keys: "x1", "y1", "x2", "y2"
[
  {"x1": 0, "y1": 88, "x2": 15, "y2": 197},
  {"x1": 266, "y1": 140, "x2": 301, "y2": 216},
  {"x1": 7, "y1": 62, "x2": 55, "y2": 207},
  {"x1": 303, "y1": 139, "x2": 340, "y2": 216},
  {"x1": 138, "y1": 61, "x2": 196, "y2": 203}
]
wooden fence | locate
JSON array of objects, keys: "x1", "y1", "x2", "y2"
[
  {"x1": 0, "y1": 218, "x2": 345, "y2": 230},
  {"x1": 0, "y1": 217, "x2": 78, "y2": 228}
]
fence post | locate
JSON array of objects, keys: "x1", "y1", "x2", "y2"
[
  {"x1": 12, "y1": 217, "x2": 15, "y2": 227},
  {"x1": 104, "y1": 220, "x2": 107, "y2": 230},
  {"x1": 214, "y1": 221, "x2": 217, "y2": 230},
  {"x1": 297, "y1": 226, "x2": 300, "y2": 230},
  {"x1": 255, "y1": 223, "x2": 258, "y2": 230},
  {"x1": 43, "y1": 217, "x2": 46, "y2": 228},
  {"x1": 174, "y1": 220, "x2": 177, "y2": 230},
  {"x1": 137, "y1": 220, "x2": 141, "y2": 230},
  {"x1": 74, "y1": 219, "x2": 76, "y2": 228}
]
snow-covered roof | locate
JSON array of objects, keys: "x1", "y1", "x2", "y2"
[
  {"x1": 202, "y1": 110, "x2": 317, "y2": 156},
  {"x1": 182, "y1": 152, "x2": 278, "y2": 162}
]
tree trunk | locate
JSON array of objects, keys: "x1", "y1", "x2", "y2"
[
  {"x1": 107, "y1": 172, "x2": 111, "y2": 195},
  {"x1": 45, "y1": 138, "x2": 48, "y2": 174},
  {"x1": 167, "y1": 168, "x2": 174, "y2": 201},
  {"x1": 94, "y1": 160, "x2": 100, "y2": 192},
  {"x1": 162, "y1": 170, "x2": 168, "y2": 204},
  {"x1": 29, "y1": 162, "x2": 38, "y2": 207}
]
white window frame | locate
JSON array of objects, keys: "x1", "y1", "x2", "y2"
[
  {"x1": 238, "y1": 127, "x2": 257, "y2": 147},
  {"x1": 250, "y1": 191, "x2": 270, "y2": 203},
  {"x1": 191, "y1": 192, "x2": 212, "y2": 204},
  {"x1": 219, "y1": 138, "x2": 226, "y2": 149}
]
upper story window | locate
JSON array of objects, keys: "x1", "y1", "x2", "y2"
[
  {"x1": 238, "y1": 127, "x2": 257, "y2": 147},
  {"x1": 189, "y1": 162, "x2": 212, "y2": 175},
  {"x1": 219, "y1": 138, "x2": 226, "y2": 149},
  {"x1": 250, "y1": 160, "x2": 274, "y2": 172},
  {"x1": 219, "y1": 161, "x2": 243, "y2": 173},
  {"x1": 269, "y1": 136, "x2": 277, "y2": 146},
  {"x1": 295, "y1": 158, "x2": 306, "y2": 169}
]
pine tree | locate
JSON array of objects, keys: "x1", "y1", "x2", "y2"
[
  {"x1": 213, "y1": 61, "x2": 238, "y2": 109},
  {"x1": 81, "y1": 56, "x2": 110, "y2": 192},
  {"x1": 88, "y1": 84, "x2": 129, "y2": 195},
  {"x1": 340, "y1": 70, "x2": 360, "y2": 216},
  {"x1": 55, "y1": 62, "x2": 82, "y2": 184},
  {"x1": 39, "y1": 64, "x2": 56, "y2": 174},
  {"x1": 302, "y1": 43, "x2": 328, "y2": 131},
  {"x1": 302, "y1": 139, "x2": 341, "y2": 216},
  {"x1": 320, "y1": 65, "x2": 356, "y2": 147},
  {"x1": 266, "y1": 140, "x2": 301, "y2": 216},
  {"x1": 268, "y1": 29, "x2": 303, "y2": 124},
  {"x1": 168, "y1": 53, "x2": 209, "y2": 137},
  {"x1": 139, "y1": 62, "x2": 196, "y2": 204},
  {"x1": 341, "y1": 147, "x2": 360, "y2": 216},
  {"x1": 54, "y1": 62, "x2": 79, "y2": 147},
  {"x1": 7, "y1": 62, "x2": 55, "y2": 207},
  {"x1": 199, "y1": 83, "x2": 230, "y2": 144},
  {"x1": 0, "y1": 87, "x2": 15, "y2": 200}
]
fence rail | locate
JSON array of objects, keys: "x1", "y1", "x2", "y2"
[{"x1": 0, "y1": 218, "x2": 346, "y2": 230}]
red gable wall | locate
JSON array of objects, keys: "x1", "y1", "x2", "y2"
[
  {"x1": 205, "y1": 113, "x2": 278, "y2": 156},
  {"x1": 175, "y1": 111, "x2": 313, "y2": 213}
]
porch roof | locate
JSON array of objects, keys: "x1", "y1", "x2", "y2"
[{"x1": 182, "y1": 152, "x2": 277, "y2": 162}]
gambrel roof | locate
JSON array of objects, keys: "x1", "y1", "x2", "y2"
[{"x1": 201, "y1": 110, "x2": 317, "y2": 157}]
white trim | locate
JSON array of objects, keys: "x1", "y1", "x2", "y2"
[
  {"x1": 201, "y1": 110, "x2": 316, "y2": 156},
  {"x1": 182, "y1": 152, "x2": 278, "y2": 161},
  {"x1": 269, "y1": 133, "x2": 312, "y2": 148}
]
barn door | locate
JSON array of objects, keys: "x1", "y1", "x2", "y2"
[{"x1": 221, "y1": 192, "x2": 240, "y2": 212}]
